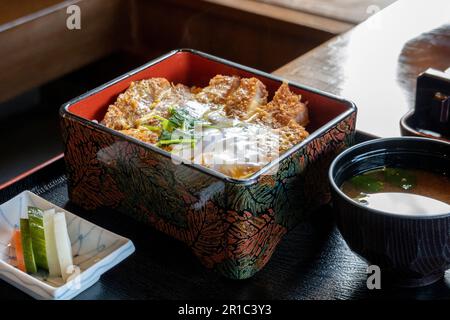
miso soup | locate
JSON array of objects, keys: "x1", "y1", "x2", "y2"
[{"x1": 340, "y1": 167, "x2": 450, "y2": 215}]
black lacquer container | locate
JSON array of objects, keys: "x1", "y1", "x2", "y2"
[
  {"x1": 60, "y1": 49, "x2": 357, "y2": 279},
  {"x1": 329, "y1": 137, "x2": 450, "y2": 287}
]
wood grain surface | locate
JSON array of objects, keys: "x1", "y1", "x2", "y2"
[
  {"x1": 254, "y1": 0, "x2": 397, "y2": 24},
  {"x1": 0, "y1": 0, "x2": 130, "y2": 103},
  {"x1": 0, "y1": 154, "x2": 449, "y2": 300},
  {"x1": 274, "y1": 0, "x2": 450, "y2": 137},
  {"x1": 0, "y1": 0, "x2": 67, "y2": 26},
  {"x1": 0, "y1": 0, "x2": 337, "y2": 103},
  {"x1": 200, "y1": 0, "x2": 353, "y2": 33}
]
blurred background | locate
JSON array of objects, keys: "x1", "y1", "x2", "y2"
[{"x1": 0, "y1": 0, "x2": 397, "y2": 184}]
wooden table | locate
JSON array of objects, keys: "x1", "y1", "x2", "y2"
[
  {"x1": 275, "y1": 0, "x2": 450, "y2": 137},
  {"x1": 255, "y1": 0, "x2": 397, "y2": 25},
  {"x1": 0, "y1": 0, "x2": 450, "y2": 301},
  {"x1": 1, "y1": 141, "x2": 449, "y2": 301},
  {"x1": 0, "y1": 0, "x2": 65, "y2": 26},
  {"x1": 1, "y1": 0, "x2": 449, "y2": 137}
]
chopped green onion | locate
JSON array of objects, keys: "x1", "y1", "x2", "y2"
[
  {"x1": 167, "y1": 108, "x2": 196, "y2": 130},
  {"x1": 159, "y1": 130, "x2": 172, "y2": 141},
  {"x1": 151, "y1": 115, "x2": 167, "y2": 122},
  {"x1": 149, "y1": 115, "x2": 174, "y2": 132},
  {"x1": 157, "y1": 138, "x2": 196, "y2": 146},
  {"x1": 168, "y1": 106, "x2": 176, "y2": 115},
  {"x1": 142, "y1": 125, "x2": 161, "y2": 132}
]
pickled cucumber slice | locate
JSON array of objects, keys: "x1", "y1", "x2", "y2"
[
  {"x1": 28, "y1": 207, "x2": 49, "y2": 270},
  {"x1": 20, "y1": 219, "x2": 37, "y2": 273}
]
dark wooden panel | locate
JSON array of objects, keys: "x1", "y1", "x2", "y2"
[
  {"x1": 0, "y1": 0, "x2": 66, "y2": 26},
  {"x1": 254, "y1": 0, "x2": 397, "y2": 24},
  {"x1": 0, "y1": 0, "x2": 341, "y2": 103},
  {"x1": 0, "y1": 51, "x2": 152, "y2": 186},
  {"x1": 200, "y1": 0, "x2": 353, "y2": 33},
  {"x1": 0, "y1": 0, "x2": 130, "y2": 103},
  {"x1": 131, "y1": 0, "x2": 335, "y2": 72}
]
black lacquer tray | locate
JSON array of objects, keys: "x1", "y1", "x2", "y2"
[{"x1": 0, "y1": 133, "x2": 449, "y2": 300}]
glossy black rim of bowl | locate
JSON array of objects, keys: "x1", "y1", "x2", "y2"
[
  {"x1": 400, "y1": 110, "x2": 450, "y2": 142},
  {"x1": 329, "y1": 136, "x2": 450, "y2": 219}
]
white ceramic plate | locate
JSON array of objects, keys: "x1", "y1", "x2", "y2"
[{"x1": 0, "y1": 190, "x2": 135, "y2": 300}]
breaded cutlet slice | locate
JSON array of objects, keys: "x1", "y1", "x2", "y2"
[
  {"x1": 276, "y1": 120, "x2": 310, "y2": 152},
  {"x1": 224, "y1": 77, "x2": 268, "y2": 120},
  {"x1": 102, "y1": 78, "x2": 193, "y2": 130},
  {"x1": 252, "y1": 83, "x2": 309, "y2": 151},
  {"x1": 195, "y1": 75, "x2": 240, "y2": 105},
  {"x1": 119, "y1": 127, "x2": 159, "y2": 144},
  {"x1": 102, "y1": 78, "x2": 171, "y2": 130},
  {"x1": 263, "y1": 82, "x2": 309, "y2": 128}
]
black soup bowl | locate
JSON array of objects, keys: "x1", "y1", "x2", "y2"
[{"x1": 329, "y1": 137, "x2": 450, "y2": 287}]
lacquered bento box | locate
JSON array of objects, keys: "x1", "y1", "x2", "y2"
[{"x1": 60, "y1": 49, "x2": 357, "y2": 279}]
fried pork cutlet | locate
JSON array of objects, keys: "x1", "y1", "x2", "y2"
[
  {"x1": 102, "y1": 78, "x2": 192, "y2": 130},
  {"x1": 102, "y1": 75, "x2": 310, "y2": 162},
  {"x1": 119, "y1": 127, "x2": 159, "y2": 144},
  {"x1": 158, "y1": 83, "x2": 194, "y2": 115},
  {"x1": 276, "y1": 120, "x2": 310, "y2": 152},
  {"x1": 102, "y1": 78, "x2": 170, "y2": 130},
  {"x1": 252, "y1": 82, "x2": 309, "y2": 151},
  {"x1": 195, "y1": 75, "x2": 240, "y2": 105},
  {"x1": 263, "y1": 82, "x2": 309, "y2": 128},
  {"x1": 224, "y1": 77, "x2": 268, "y2": 120}
]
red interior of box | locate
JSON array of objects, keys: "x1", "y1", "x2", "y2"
[{"x1": 67, "y1": 51, "x2": 351, "y2": 132}]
